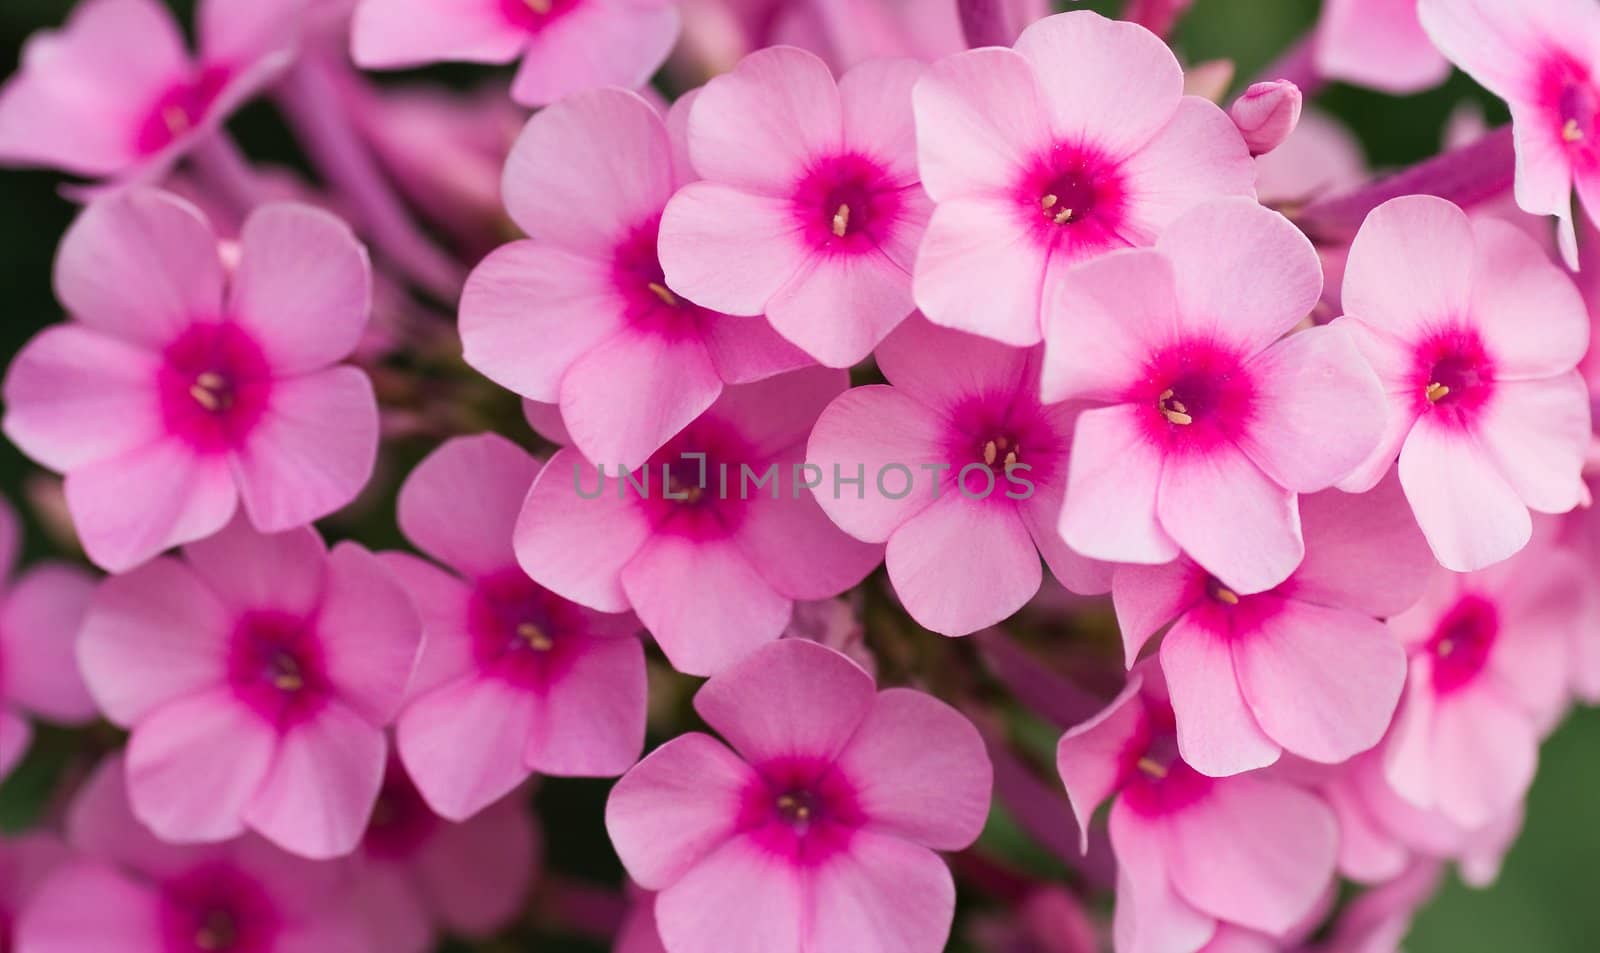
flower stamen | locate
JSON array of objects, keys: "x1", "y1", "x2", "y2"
[
  {"x1": 831, "y1": 204, "x2": 850, "y2": 238},
  {"x1": 647, "y1": 282, "x2": 678, "y2": 307},
  {"x1": 1158, "y1": 389, "x2": 1193, "y2": 425},
  {"x1": 524, "y1": 0, "x2": 553, "y2": 13},
  {"x1": 517, "y1": 622, "x2": 553, "y2": 651},
  {"x1": 1137, "y1": 757, "x2": 1168, "y2": 779},
  {"x1": 163, "y1": 105, "x2": 191, "y2": 137},
  {"x1": 189, "y1": 371, "x2": 232, "y2": 412},
  {"x1": 1425, "y1": 381, "x2": 1450, "y2": 403},
  {"x1": 1563, "y1": 118, "x2": 1584, "y2": 142}
]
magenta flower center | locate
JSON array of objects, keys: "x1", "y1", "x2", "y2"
[
  {"x1": 741, "y1": 757, "x2": 864, "y2": 867},
  {"x1": 640, "y1": 422, "x2": 756, "y2": 538},
  {"x1": 1427, "y1": 593, "x2": 1499, "y2": 693},
  {"x1": 468, "y1": 568, "x2": 584, "y2": 687},
  {"x1": 159, "y1": 322, "x2": 273, "y2": 453},
  {"x1": 1134, "y1": 340, "x2": 1256, "y2": 452},
  {"x1": 1413, "y1": 327, "x2": 1495, "y2": 424},
  {"x1": 1539, "y1": 53, "x2": 1600, "y2": 164},
  {"x1": 943, "y1": 393, "x2": 1065, "y2": 494},
  {"x1": 226, "y1": 610, "x2": 329, "y2": 726},
  {"x1": 1119, "y1": 710, "x2": 1213, "y2": 818},
  {"x1": 613, "y1": 217, "x2": 709, "y2": 337},
  {"x1": 159, "y1": 867, "x2": 278, "y2": 953},
  {"x1": 792, "y1": 154, "x2": 902, "y2": 253},
  {"x1": 499, "y1": 0, "x2": 580, "y2": 31},
  {"x1": 1017, "y1": 145, "x2": 1129, "y2": 254},
  {"x1": 136, "y1": 67, "x2": 230, "y2": 157}
]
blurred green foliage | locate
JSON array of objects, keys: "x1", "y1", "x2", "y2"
[{"x1": 0, "y1": 1, "x2": 1595, "y2": 951}]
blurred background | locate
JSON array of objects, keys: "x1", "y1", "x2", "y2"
[{"x1": 0, "y1": 0, "x2": 1596, "y2": 950}]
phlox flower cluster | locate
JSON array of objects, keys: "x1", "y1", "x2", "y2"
[{"x1": 0, "y1": 1, "x2": 1596, "y2": 953}]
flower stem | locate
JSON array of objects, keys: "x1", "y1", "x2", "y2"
[{"x1": 958, "y1": 0, "x2": 1012, "y2": 48}]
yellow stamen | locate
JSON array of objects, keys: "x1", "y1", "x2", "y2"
[
  {"x1": 777, "y1": 794, "x2": 811, "y2": 821},
  {"x1": 190, "y1": 384, "x2": 221, "y2": 411},
  {"x1": 163, "y1": 106, "x2": 191, "y2": 137},
  {"x1": 272, "y1": 672, "x2": 304, "y2": 691},
  {"x1": 517, "y1": 622, "x2": 553, "y2": 651},
  {"x1": 1052, "y1": 207, "x2": 1075, "y2": 225},
  {"x1": 1425, "y1": 381, "x2": 1450, "y2": 403},
  {"x1": 525, "y1": 0, "x2": 553, "y2": 13},
  {"x1": 647, "y1": 282, "x2": 678, "y2": 307},
  {"x1": 983, "y1": 440, "x2": 998, "y2": 467},
  {"x1": 1563, "y1": 118, "x2": 1584, "y2": 143},
  {"x1": 1437, "y1": 638, "x2": 1455, "y2": 658},
  {"x1": 1137, "y1": 757, "x2": 1168, "y2": 779},
  {"x1": 1159, "y1": 388, "x2": 1193, "y2": 426},
  {"x1": 1214, "y1": 586, "x2": 1240, "y2": 605},
  {"x1": 1004, "y1": 449, "x2": 1018, "y2": 467},
  {"x1": 1041, "y1": 194, "x2": 1058, "y2": 210},
  {"x1": 831, "y1": 204, "x2": 850, "y2": 238}
]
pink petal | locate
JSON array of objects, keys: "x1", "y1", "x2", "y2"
[
  {"x1": 560, "y1": 327, "x2": 723, "y2": 471},
  {"x1": 64, "y1": 755, "x2": 203, "y2": 881},
  {"x1": 732, "y1": 475, "x2": 883, "y2": 602},
  {"x1": 1018, "y1": 469, "x2": 1114, "y2": 597},
  {"x1": 621, "y1": 533, "x2": 791, "y2": 676},
  {"x1": 1331, "y1": 321, "x2": 1423, "y2": 494},
  {"x1": 686, "y1": 45, "x2": 842, "y2": 191},
  {"x1": 459, "y1": 241, "x2": 622, "y2": 403},
  {"x1": 1041, "y1": 248, "x2": 1179, "y2": 403},
  {"x1": 911, "y1": 47, "x2": 1052, "y2": 199},
  {"x1": 887, "y1": 494, "x2": 1042, "y2": 637},
  {"x1": 243, "y1": 701, "x2": 387, "y2": 859},
  {"x1": 1056, "y1": 679, "x2": 1148, "y2": 853},
  {"x1": 1157, "y1": 447, "x2": 1302, "y2": 595},
  {"x1": 1159, "y1": 199, "x2": 1322, "y2": 356},
  {"x1": 1317, "y1": 0, "x2": 1451, "y2": 93},
  {"x1": 1164, "y1": 775, "x2": 1338, "y2": 935},
  {"x1": 398, "y1": 675, "x2": 537, "y2": 821},
  {"x1": 1161, "y1": 617, "x2": 1281, "y2": 777},
  {"x1": 227, "y1": 204, "x2": 371, "y2": 375},
  {"x1": 501, "y1": 88, "x2": 675, "y2": 255},
  {"x1": 1233, "y1": 600, "x2": 1407, "y2": 764},
  {"x1": 1511, "y1": 101, "x2": 1579, "y2": 223},
  {"x1": 350, "y1": 0, "x2": 527, "y2": 68},
  {"x1": 510, "y1": 3, "x2": 680, "y2": 107},
  {"x1": 1290, "y1": 472, "x2": 1433, "y2": 617},
  {"x1": 765, "y1": 251, "x2": 915, "y2": 368},
  {"x1": 833, "y1": 688, "x2": 990, "y2": 849},
  {"x1": 839, "y1": 57, "x2": 924, "y2": 184},
  {"x1": 1061, "y1": 403, "x2": 1180, "y2": 566},
  {"x1": 0, "y1": 710, "x2": 30, "y2": 781},
  {"x1": 182, "y1": 519, "x2": 326, "y2": 618},
  {"x1": 233, "y1": 366, "x2": 379, "y2": 532},
  {"x1": 1476, "y1": 374, "x2": 1590, "y2": 514},
  {"x1": 197, "y1": 0, "x2": 301, "y2": 66},
  {"x1": 654, "y1": 836, "x2": 805, "y2": 953},
  {"x1": 398, "y1": 433, "x2": 540, "y2": 579},
  {"x1": 658, "y1": 183, "x2": 811, "y2": 316},
  {"x1": 605, "y1": 733, "x2": 757, "y2": 888},
  {"x1": 515, "y1": 448, "x2": 654, "y2": 614},
  {"x1": 13, "y1": 860, "x2": 164, "y2": 953},
  {"x1": 1341, "y1": 195, "x2": 1475, "y2": 341},
  {"x1": 1397, "y1": 418, "x2": 1531, "y2": 571},
  {"x1": 125, "y1": 689, "x2": 276, "y2": 844},
  {"x1": 1116, "y1": 97, "x2": 1256, "y2": 242},
  {"x1": 412, "y1": 795, "x2": 539, "y2": 936},
  {"x1": 805, "y1": 834, "x2": 957, "y2": 953},
  {"x1": 0, "y1": 0, "x2": 188, "y2": 176},
  {"x1": 805, "y1": 385, "x2": 944, "y2": 542},
  {"x1": 1014, "y1": 11, "x2": 1184, "y2": 159},
  {"x1": 377, "y1": 553, "x2": 475, "y2": 700},
  {"x1": 706, "y1": 366, "x2": 849, "y2": 459},
  {"x1": 693, "y1": 638, "x2": 874, "y2": 764},
  {"x1": 913, "y1": 197, "x2": 1049, "y2": 346},
  {"x1": 65, "y1": 438, "x2": 237, "y2": 573},
  {"x1": 1416, "y1": 0, "x2": 1559, "y2": 99},
  {"x1": 1112, "y1": 560, "x2": 1205, "y2": 668},
  {"x1": 1430, "y1": 690, "x2": 1540, "y2": 829},
  {"x1": 1470, "y1": 218, "x2": 1589, "y2": 379},
  {"x1": 316, "y1": 542, "x2": 421, "y2": 725},
  {"x1": 876, "y1": 312, "x2": 1034, "y2": 415},
  {"x1": 77, "y1": 557, "x2": 229, "y2": 725},
  {"x1": 700, "y1": 311, "x2": 814, "y2": 385},
  {"x1": 526, "y1": 633, "x2": 648, "y2": 777},
  {"x1": 1, "y1": 325, "x2": 164, "y2": 472},
  {"x1": 54, "y1": 189, "x2": 224, "y2": 349},
  {"x1": 1106, "y1": 803, "x2": 1217, "y2": 953},
  {"x1": 0, "y1": 565, "x2": 97, "y2": 722},
  {"x1": 1237, "y1": 324, "x2": 1386, "y2": 493}
]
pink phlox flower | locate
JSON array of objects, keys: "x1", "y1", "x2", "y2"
[{"x1": 1316, "y1": 0, "x2": 1451, "y2": 94}]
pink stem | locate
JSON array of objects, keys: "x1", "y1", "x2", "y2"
[
  {"x1": 958, "y1": 0, "x2": 1012, "y2": 48},
  {"x1": 188, "y1": 133, "x2": 267, "y2": 219},
  {"x1": 274, "y1": 52, "x2": 465, "y2": 301},
  {"x1": 1297, "y1": 125, "x2": 1517, "y2": 243}
]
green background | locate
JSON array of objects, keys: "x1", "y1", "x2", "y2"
[{"x1": 0, "y1": 0, "x2": 1595, "y2": 950}]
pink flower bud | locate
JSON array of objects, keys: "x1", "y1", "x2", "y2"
[{"x1": 1230, "y1": 80, "x2": 1304, "y2": 156}]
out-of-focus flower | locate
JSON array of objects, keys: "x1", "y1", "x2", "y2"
[
  {"x1": 1334, "y1": 195, "x2": 1591, "y2": 570},
  {"x1": 606, "y1": 639, "x2": 991, "y2": 953},
  {"x1": 1316, "y1": 0, "x2": 1450, "y2": 94},
  {"x1": 76, "y1": 517, "x2": 421, "y2": 859},
  {"x1": 0, "y1": 832, "x2": 69, "y2": 951},
  {"x1": 350, "y1": 0, "x2": 681, "y2": 107},
  {"x1": 383, "y1": 434, "x2": 646, "y2": 820},
  {"x1": 660, "y1": 48, "x2": 930, "y2": 367},
  {"x1": 2, "y1": 189, "x2": 380, "y2": 572},
  {"x1": 1112, "y1": 474, "x2": 1428, "y2": 778},
  {"x1": 461, "y1": 88, "x2": 808, "y2": 473},
  {"x1": 0, "y1": 0, "x2": 300, "y2": 181},
  {"x1": 515, "y1": 368, "x2": 882, "y2": 676},
  {"x1": 0, "y1": 499, "x2": 97, "y2": 782},
  {"x1": 1229, "y1": 81, "x2": 1302, "y2": 157},
  {"x1": 911, "y1": 10, "x2": 1255, "y2": 345},
  {"x1": 1043, "y1": 199, "x2": 1385, "y2": 594},
  {"x1": 1419, "y1": 0, "x2": 1600, "y2": 262},
  {"x1": 807, "y1": 316, "x2": 1109, "y2": 635},
  {"x1": 17, "y1": 755, "x2": 372, "y2": 952},
  {"x1": 968, "y1": 887, "x2": 1100, "y2": 953},
  {"x1": 780, "y1": 596, "x2": 874, "y2": 677},
  {"x1": 351, "y1": 760, "x2": 539, "y2": 953},
  {"x1": 1056, "y1": 667, "x2": 1338, "y2": 953}
]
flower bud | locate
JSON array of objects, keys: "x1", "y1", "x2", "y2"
[{"x1": 1230, "y1": 80, "x2": 1303, "y2": 156}]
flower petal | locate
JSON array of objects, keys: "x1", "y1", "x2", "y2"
[{"x1": 606, "y1": 733, "x2": 757, "y2": 888}]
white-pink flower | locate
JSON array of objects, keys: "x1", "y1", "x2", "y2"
[
  {"x1": 658, "y1": 47, "x2": 930, "y2": 367},
  {"x1": 605, "y1": 639, "x2": 992, "y2": 953},
  {"x1": 76, "y1": 517, "x2": 422, "y2": 860},
  {"x1": 383, "y1": 434, "x2": 647, "y2": 821},
  {"x1": 0, "y1": 0, "x2": 299, "y2": 181},
  {"x1": 1316, "y1": 0, "x2": 1450, "y2": 94},
  {"x1": 1043, "y1": 198, "x2": 1387, "y2": 594},
  {"x1": 3, "y1": 189, "x2": 380, "y2": 572},
  {"x1": 911, "y1": 10, "x2": 1255, "y2": 345},
  {"x1": 351, "y1": 0, "x2": 681, "y2": 107},
  {"x1": 1334, "y1": 195, "x2": 1591, "y2": 571}
]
